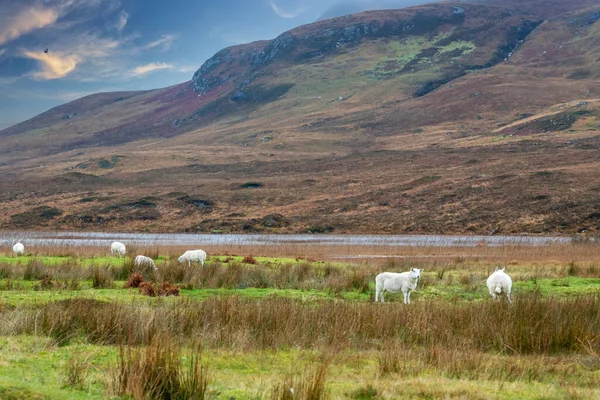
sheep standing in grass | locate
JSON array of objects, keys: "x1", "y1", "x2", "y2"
[
  {"x1": 487, "y1": 267, "x2": 512, "y2": 303},
  {"x1": 375, "y1": 268, "x2": 423, "y2": 304},
  {"x1": 13, "y1": 243, "x2": 24, "y2": 255},
  {"x1": 110, "y1": 241, "x2": 126, "y2": 256},
  {"x1": 134, "y1": 255, "x2": 157, "y2": 272},
  {"x1": 178, "y1": 249, "x2": 207, "y2": 266}
]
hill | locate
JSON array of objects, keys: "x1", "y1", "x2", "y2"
[{"x1": 2, "y1": 0, "x2": 600, "y2": 235}]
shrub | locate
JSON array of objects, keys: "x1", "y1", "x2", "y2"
[
  {"x1": 242, "y1": 255, "x2": 257, "y2": 264},
  {"x1": 125, "y1": 273, "x2": 145, "y2": 289},
  {"x1": 139, "y1": 281, "x2": 180, "y2": 297}
]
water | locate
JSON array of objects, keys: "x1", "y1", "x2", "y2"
[{"x1": 0, "y1": 231, "x2": 571, "y2": 248}]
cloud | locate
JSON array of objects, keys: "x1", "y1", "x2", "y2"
[
  {"x1": 131, "y1": 62, "x2": 174, "y2": 76},
  {"x1": 0, "y1": 6, "x2": 59, "y2": 45},
  {"x1": 269, "y1": 1, "x2": 305, "y2": 18},
  {"x1": 22, "y1": 50, "x2": 80, "y2": 80},
  {"x1": 178, "y1": 65, "x2": 197, "y2": 73},
  {"x1": 116, "y1": 10, "x2": 128, "y2": 31},
  {"x1": 145, "y1": 35, "x2": 176, "y2": 50}
]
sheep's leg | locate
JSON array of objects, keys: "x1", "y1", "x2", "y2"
[
  {"x1": 407, "y1": 290, "x2": 411, "y2": 304},
  {"x1": 381, "y1": 291, "x2": 385, "y2": 303},
  {"x1": 491, "y1": 293, "x2": 496, "y2": 300},
  {"x1": 403, "y1": 291, "x2": 408, "y2": 304},
  {"x1": 507, "y1": 292, "x2": 512, "y2": 304},
  {"x1": 375, "y1": 288, "x2": 379, "y2": 303}
]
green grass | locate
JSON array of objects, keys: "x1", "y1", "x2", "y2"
[
  {"x1": 1, "y1": 275, "x2": 598, "y2": 307},
  {"x1": 0, "y1": 336, "x2": 109, "y2": 399},
  {"x1": 0, "y1": 255, "x2": 128, "y2": 266},
  {"x1": 2, "y1": 255, "x2": 600, "y2": 398},
  {"x1": 1, "y1": 337, "x2": 599, "y2": 399}
]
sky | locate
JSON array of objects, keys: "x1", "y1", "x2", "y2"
[{"x1": 0, "y1": 0, "x2": 435, "y2": 130}]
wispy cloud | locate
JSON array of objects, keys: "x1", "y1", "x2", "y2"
[
  {"x1": 178, "y1": 65, "x2": 197, "y2": 73},
  {"x1": 269, "y1": 1, "x2": 305, "y2": 18},
  {"x1": 22, "y1": 50, "x2": 80, "y2": 80},
  {"x1": 0, "y1": 6, "x2": 59, "y2": 45},
  {"x1": 145, "y1": 35, "x2": 175, "y2": 50},
  {"x1": 131, "y1": 62, "x2": 174, "y2": 76},
  {"x1": 116, "y1": 10, "x2": 128, "y2": 31}
]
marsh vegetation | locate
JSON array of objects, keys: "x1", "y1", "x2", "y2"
[{"x1": 1, "y1": 241, "x2": 600, "y2": 398}]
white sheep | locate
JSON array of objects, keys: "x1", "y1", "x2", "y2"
[
  {"x1": 178, "y1": 249, "x2": 207, "y2": 266},
  {"x1": 375, "y1": 268, "x2": 423, "y2": 304},
  {"x1": 13, "y1": 242, "x2": 24, "y2": 255},
  {"x1": 487, "y1": 267, "x2": 512, "y2": 303},
  {"x1": 110, "y1": 241, "x2": 126, "y2": 256},
  {"x1": 134, "y1": 255, "x2": 157, "y2": 271}
]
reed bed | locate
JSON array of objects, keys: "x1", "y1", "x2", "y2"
[{"x1": 1, "y1": 294, "x2": 598, "y2": 355}]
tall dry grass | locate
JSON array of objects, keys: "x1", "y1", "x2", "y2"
[
  {"x1": 0, "y1": 258, "x2": 376, "y2": 293},
  {"x1": 110, "y1": 336, "x2": 211, "y2": 400},
  {"x1": 1, "y1": 294, "x2": 599, "y2": 355},
  {"x1": 270, "y1": 359, "x2": 330, "y2": 400}
]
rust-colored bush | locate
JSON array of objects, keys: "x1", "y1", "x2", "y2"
[
  {"x1": 139, "y1": 282, "x2": 156, "y2": 296},
  {"x1": 242, "y1": 255, "x2": 256, "y2": 264},
  {"x1": 124, "y1": 273, "x2": 144, "y2": 289},
  {"x1": 158, "y1": 282, "x2": 180, "y2": 296},
  {"x1": 138, "y1": 281, "x2": 180, "y2": 297},
  {"x1": 39, "y1": 275, "x2": 53, "y2": 289}
]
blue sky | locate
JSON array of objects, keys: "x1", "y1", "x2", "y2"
[{"x1": 0, "y1": 0, "x2": 433, "y2": 129}]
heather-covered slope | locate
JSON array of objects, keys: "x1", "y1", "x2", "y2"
[{"x1": 3, "y1": 1, "x2": 600, "y2": 235}]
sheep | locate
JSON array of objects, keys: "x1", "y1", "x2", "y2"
[
  {"x1": 13, "y1": 242, "x2": 24, "y2": 255},
  {"x1": 487, "y1": 267, "x2": 512, "y2": 304},
  {"x1": 110, "y1": 241, "x2": 126, "y2": 256},
  {"x1": 375, "y1": 268, "x2": 423, "y2": 304},
  {"x1": 178, "y1": 249, "x2": 207, "y2": 266},
  {"x1": 134, "y1": 255, "x2": 157, "y2": 272}
]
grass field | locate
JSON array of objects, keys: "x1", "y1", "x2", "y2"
[{"x1": 1, "y1": 243, "x2": 600, "y2": 399}]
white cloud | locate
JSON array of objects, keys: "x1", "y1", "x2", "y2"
[
  {"x1": 269, "y1": 1, "x2": 305, "y2": 18},
  {"x1": 116, "y1": 10, "x2": 128, "y2": 31},
  {"x1": 0, "y1": 6, "x2": 59, "y2": 45},
  {"x1": 178, "y1": 65, "x2": 197, "y2": 73},
  {"x1": 22, "y1": 50, "x2": 80, "y2": 80},
  {"x1": 131, "y1": 62, "x2": 174, "y2": 76},
  {"x1": 145, "y1": 35, "x2": 175, "y2": 50}
]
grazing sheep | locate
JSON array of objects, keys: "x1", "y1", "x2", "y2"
[
  {"x1": 487, "y1": 267, "x2": 512, "y2": 303},
  {"x1": 375, "y1": 268, "x2": 423, "y2": 304},
  {"x1": 110, "y1": 241, "x2": 126, "y2": 256},
  {"x1": 13, "y1": 242, "x2": 24, "y2": 255},
  {"x1": 178, "y1": 249, "x2": 207, "y2": 266},
  {"x1": 134, "y1": 255, "x2": 157, "y2": 271}
]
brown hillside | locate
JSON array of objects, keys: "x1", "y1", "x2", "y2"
[{"x1": 2, "y1": 1, "x2": 600, "y2": 235}]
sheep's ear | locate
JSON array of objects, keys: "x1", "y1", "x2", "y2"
[
  {"x1": 419, "y1": 269, "x2": 424, "y2": 272},
  {"x1": 495, "y1": 266, "x2": 500, "y2": 271},
  {"x1": 501, "y1": 267, "x2": 506, "y2": 272}
]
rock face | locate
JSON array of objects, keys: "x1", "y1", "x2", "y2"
[{"x1": 191, "y1": 4, "x2": 541, "y2": 99}]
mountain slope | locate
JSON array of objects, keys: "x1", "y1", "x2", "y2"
[{"x1": 3, "y1": 1, "x2": 600, "y2": 235}]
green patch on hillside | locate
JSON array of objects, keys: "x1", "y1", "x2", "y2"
[{"x1": 368, "y1": 34, "x2": 476, "y2": 81}]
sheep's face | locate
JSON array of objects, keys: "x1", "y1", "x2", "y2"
[
  {"x1": 177, "y1": 256, "x2": 184, "y2": 263},
  {"x1": 410, "y1": 268, "x2": 423, "y2": 279}
]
